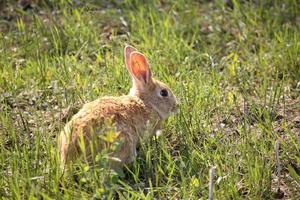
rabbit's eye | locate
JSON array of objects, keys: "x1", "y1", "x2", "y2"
[{"x1": 160, "y1": 89, "x2": 168, "y2": 97}]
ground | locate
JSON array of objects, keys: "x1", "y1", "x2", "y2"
[{"x1": 0, "y1": 0, "x2": 299, "y2": 199}]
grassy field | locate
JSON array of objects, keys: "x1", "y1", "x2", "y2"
[{"x1": 0, "y1": 0, "x2": 299, "y2": 199}]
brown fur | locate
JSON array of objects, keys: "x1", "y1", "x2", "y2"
[{"x1": 59, "y1": 96, "x2": 161, "y2": 165}]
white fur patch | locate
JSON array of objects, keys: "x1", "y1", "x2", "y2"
[{"x1": 155, "y1": 130, "x2": 163, "y2": 137}]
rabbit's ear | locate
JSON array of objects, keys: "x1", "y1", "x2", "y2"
[
  {"x1": 129, "y1": 52, "x2": 152, "y2": 85},
  {"x1": 124, "y1": 45, "x2": 137, "y2": 73}
]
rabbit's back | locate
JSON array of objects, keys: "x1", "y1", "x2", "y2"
[{"x1": 71, "y1": 96, "x2": 151, "y2": 139}]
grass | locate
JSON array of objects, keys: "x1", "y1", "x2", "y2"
[{"x1": 0, "y1": 0, "x2": 299, "y2": 199}]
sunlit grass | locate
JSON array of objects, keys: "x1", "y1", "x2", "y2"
[{"x1": 0, "y1": 0, "x2": 299, "y2": 199}]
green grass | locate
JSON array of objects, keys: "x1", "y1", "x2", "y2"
[{"x1": 0, "y1": 0, "x2": 300, "y2": 199}]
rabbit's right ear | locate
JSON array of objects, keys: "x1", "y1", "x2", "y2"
[
  {"x1": 129, "y1": 52, "x2": 152, "y2": 85},
  {"x1": 124, "y1": 45, "x2": 137, "y2": 73}
]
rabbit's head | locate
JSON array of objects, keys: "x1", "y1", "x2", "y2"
[{"x1": 124, "y1": 45, "x2": 178, "y2": 119}]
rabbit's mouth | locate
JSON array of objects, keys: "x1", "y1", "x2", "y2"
[
  {"x1": 171, "y1": 104, "x2": 179, "y2": 115},
  {"x1": 172, "y1": 108, "x2": 179, "y2": 114},
  {"x1": 170, "y1": 109, "x2": 179, "y2": 116}
]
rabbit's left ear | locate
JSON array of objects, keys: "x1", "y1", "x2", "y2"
[
  {"x1": 129, "y1": 52, "x2": 152, "y2": 85},
  {"x1": 124, "y1": 45, "x2": 137, "y2": 73}
]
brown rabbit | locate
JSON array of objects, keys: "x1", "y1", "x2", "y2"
[{"x1": 59, "y1": 45, "x2": 178, "y2": 168}]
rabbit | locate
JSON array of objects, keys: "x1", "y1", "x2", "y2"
[{"x1": 59, "y1": 45, "x2": 178, "y2": 169}]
